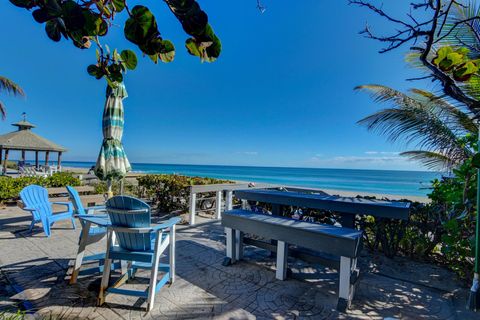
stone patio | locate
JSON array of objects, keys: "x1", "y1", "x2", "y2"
[{"x1": 0, "y1": 205, "x2": 477, "y2": 319}]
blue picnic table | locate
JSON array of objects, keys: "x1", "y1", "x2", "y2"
[{"x1": 234, "y1": 189, "x2": 411, "y2": 228}]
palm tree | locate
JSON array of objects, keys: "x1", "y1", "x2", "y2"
[
  {"x1": 0, "y1": 76, "x2": 25, "y2": 120},
  {"x1": 356, "y1": 84, "x2": 477, "y2": 171}
]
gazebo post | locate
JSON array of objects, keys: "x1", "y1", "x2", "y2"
[
  {"x1": 21, "y1": 150, "x2": 26, "y2": 163},
  {"x1": 57, "y1": 152, "x2": 62, "y2": 171},
  {"x1": 35, "y1": 151, "x2": 39, "y2": 169},
  {"x1": 45, "y1": 151, "x2": 50, "y2": 166},
  {"x1": 3, "y1": 149, "x2": 9, "y2": 174}
]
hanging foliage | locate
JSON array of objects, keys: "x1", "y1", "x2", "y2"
[{"x1": 9, "y1": 0, "x2": 221, "y2": 84}]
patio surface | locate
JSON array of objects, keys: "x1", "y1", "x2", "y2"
[{"x1": 0, "y1": 205, "x2": 477, "y2": 319}]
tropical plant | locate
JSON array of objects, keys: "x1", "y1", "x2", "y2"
[
  {"x1": 356, "y1": 84, "x2": 477, "y2": 170},
  {"x1": 351, "y1": 0, "x2": 480, "y2": 117},
  {"x1": 137, "y1": 174, "x2": 233, "y2": 213},
  {"x1": 0, "y1": 76, "x2": 25, "y2": 120},
  {"x1": 9, "y1": 0, "x2": 221, "y2": 86}
]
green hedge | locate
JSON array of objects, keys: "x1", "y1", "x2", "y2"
[
  {"x1": 137, "y1": 174, "x2": 233, "y2": 213},
  {"x1": 0, "y1": 172, "x2": 81, "y2": 203}
]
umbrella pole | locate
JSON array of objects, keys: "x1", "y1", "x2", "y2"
[
  {"x1": 120, "y1": 179, "x2": 124, "y2": 195},
  {"x1": 467, "y1": 124, "x2": 480, "y2": 311}
]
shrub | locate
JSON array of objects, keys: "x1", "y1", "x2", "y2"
[
  {"x1": 137, "y1": 174, "x2": 233, "y2": 213},
  {"x1": 0, "y1": 172, "x2": 81, "y2": 203}
]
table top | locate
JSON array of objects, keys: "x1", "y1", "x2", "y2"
[
  {"x1": 78, "y1": 214, "x2": 111, "y2": 227},
  {"x1": 235, "y1": 189, "x2": 410, "y2": 220}
]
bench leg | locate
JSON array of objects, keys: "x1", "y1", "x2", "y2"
[
  {"x1": 276, "y1": 240, "x2": 288, "y2": 280},
  {"x1": 337, "y1": 256, "x2": 357, "y2": 312},
  {"x1": 235, "y1": 230, "x2": 244, "y2": 261},
  {"x1": 223, "y1": 227, "x2": 236, "y2": 266}
]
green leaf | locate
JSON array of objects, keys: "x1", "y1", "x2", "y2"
[
  {"x1": 45, "y1": 18, "x2": 64, "y2": 41},
  {"x1": 124, "y1": 5, "x2": 158, "y2": 45},
  {"x1": 32, "y1": 8, "x2": 52, "y2": 23},
  {"x1": 87, "y1": 65, "x2": 103, "y2": 79},
  {"x1": 61, "y1": 0, "x2": 85, "y2": 31},
  {"x1": 185, "y1": 38, "x2": 201, "y2": 57},
  {"x1": 112, "y1": 0, "x2": 126, "y2": 12},
  {"x1": 9, "y1": 0, "x2": 36, "y2": 9},
  {"x1": 44, "y1": 0, "x2": 62, "y2": 17},
  {"x1": 120, "y1": 50, "x2": 138, "y2": 70},
  {"x1": 453, "y1": 61, "x2": 479, "y2": 82}
]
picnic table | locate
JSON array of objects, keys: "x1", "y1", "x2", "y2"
[
  {"x1": 234, "y1": 189, "x2": 411, "y2": 228},
  {"x1": 225, "y1": 188, "x2": 411, "y2": 311}
]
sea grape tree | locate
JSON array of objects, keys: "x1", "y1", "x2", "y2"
[{"x1": 9, "y1": 0, "x2": 221, "y2": 86}]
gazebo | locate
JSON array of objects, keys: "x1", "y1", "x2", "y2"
[{"x1": 0, "y1": 116, "x2": 67, "y2": 174}]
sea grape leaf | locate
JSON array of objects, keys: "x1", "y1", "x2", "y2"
[
  {"x1": 87, "y1": 65, "x2": 103, "y2": 79},
  {"x1": 124, "y1": 5, "x2": 157, "y2": 45},
  {"x1": 61, "y1": 0, "x2": 85, "y2": 31},
  {"x1": 120, "y1": 50, "x2": 138, "y2": 70},
  {"x1": 9, "y1": 0, "x2": 36, "y2": 9},
  {"x1": 45, "y1": 18, "x2": 64, "y2": 41},
  {"x1": 112, "y1": 0, "x2": 125, "y2": 12}
]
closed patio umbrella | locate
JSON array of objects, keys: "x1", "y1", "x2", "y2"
[{"x1": 94, "y1": 83, "x2": 131, "y2": 197}]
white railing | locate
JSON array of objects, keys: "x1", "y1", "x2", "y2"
[{"x1": 188, "y1": 183, "x2": 277, "y2": 225}]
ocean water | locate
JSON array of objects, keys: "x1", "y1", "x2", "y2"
[{"x1": 62, "y1": 161, "x2": 439, "y2": 197}]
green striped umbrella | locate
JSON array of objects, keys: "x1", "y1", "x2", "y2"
[{"x1": 94, "y1": 83, "x2": 131, "y2": 192}]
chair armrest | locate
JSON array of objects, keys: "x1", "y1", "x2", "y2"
[
  {"x1": 151, "y1": 217, "x2": 182, "y2": 231},
  {"x1": 52, "y1": 201, "x2": 72, "y2": 208},
  {"x1": 77, "y1": 214, "x2": 111, "y2": 227},
  {"x1": 85, "y1": 205, "x2": 106, "y2": 211},
  {"x1": 22, "y1": 207, "x2": 37, "y2": 212},
  {"x1": 110, "y1": 217, "x2": 181, "y2": 234}
]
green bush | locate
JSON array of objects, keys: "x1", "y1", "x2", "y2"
[
  {"x1": 0, "y1": 172, "x2": 81, "y2": 203},
  {"x1": 137, "y1": 174, "x2": 233, "y2": 213}
]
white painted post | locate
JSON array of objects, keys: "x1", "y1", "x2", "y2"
[
  {"x1": 241, "y1": 199, "x2": 248, "y2": 210},
  {"x1": 338, "y1": 256, "x2": 352, "y2": 308},
  {"x1": 226, "y1": 190, "x2": 233, "y2": 211},
  {"x1": 276, "y1": 240, "x2": 288, "y2": 280},
  {"x1": 235, "y1": 230, "x2": 244, "y2": 260},
  {"x1": 189, "y1": 190, "x2": 197, "y2": 225},
  {"x1": 225, "y1": 227, "x2": 236, "y2": 263},
  {"x1": 215, "y1": 190, "x2": 222, "y2": 220},
  {"x1": 169, "y1": 224, "x2": 176, "y2": 284}
]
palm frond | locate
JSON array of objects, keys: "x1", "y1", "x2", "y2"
[
  {"x1": 409, "y1": 88, "x2": 477, "y2": 133},
  {"x1": 0, "y1": 76, "x2": 25, "y2": 97},
  {"x1": 355, "y1": 84, "x2": 423, "y2": 108},
  {"x1": 400, "y1": 150, "x2": 457, "y2": 171},
  {"x1": 357, "y1": 85, "x2": 474, "y2": 168},
  {"x1": 0, "y1": 100, "x2": 6, "y2": 120}
]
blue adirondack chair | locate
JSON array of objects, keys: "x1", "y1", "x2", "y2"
[
  {"x1": 19, "y1": 185, "x2": 76, "y2": 237},
  {"x1": 67, "y1": 185, "x2": 108, "y2": 284},
  {"x1": 98, "y1": 196, "x2": 180, "y2": 312}
]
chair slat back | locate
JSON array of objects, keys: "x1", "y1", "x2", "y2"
[
  {"x1": 106, "y1": 196, "x2": 152, "y2": 251},
  {"x1": 66, "y1": 186, "x2": 86, "y2": 215},
  {"x1": 20, "y1": 185, "x2": 51, "y2": 221}
]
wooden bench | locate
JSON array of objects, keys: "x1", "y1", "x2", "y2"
[
  {"x1": 222, "y1": 209, "x2": 363, "y2": 312},
  {"x1": 47, "y1": 186, "x2": 95, "y2": 196}
]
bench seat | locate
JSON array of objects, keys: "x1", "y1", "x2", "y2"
[{"x1": 222, "y1": 209, "x2": 363, "y2": 312}]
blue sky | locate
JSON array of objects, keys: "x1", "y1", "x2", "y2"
[{"x1": 0, "y1": 1, "x2": 433, "y2": 170}]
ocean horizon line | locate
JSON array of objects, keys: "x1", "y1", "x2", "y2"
[{"x1": 60, "y1": 160, "x2": 439, "y2": 174}]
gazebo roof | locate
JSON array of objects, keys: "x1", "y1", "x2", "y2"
[{"x1": 0, "y1": 118, "x2": 66, "y2": 152}]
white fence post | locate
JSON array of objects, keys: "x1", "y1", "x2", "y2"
[
  {"x1": 226, "y1": 190, "x2": 233, "y2": 211},
  {"x1": 189, "y1": 189, "x2": 197, "y2": 225},
  {"x1": 215, "y1": 190, "x2": 223, "y2": 220}
]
